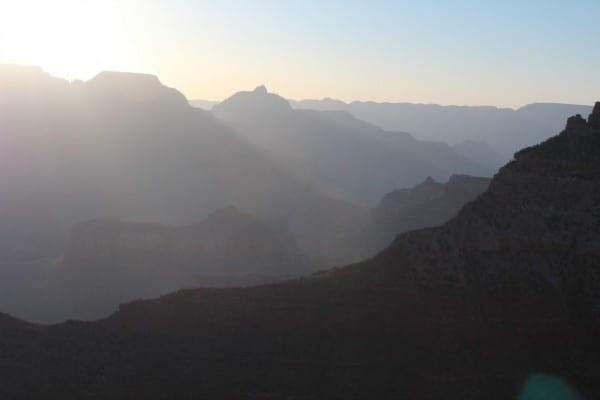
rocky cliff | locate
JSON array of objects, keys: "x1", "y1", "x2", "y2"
[{"x1": 334, "y1": 106, "x2": 600, "y2": 315}]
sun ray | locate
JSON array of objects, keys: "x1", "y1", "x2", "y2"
[{"x1": 0, "y1": 0, "x2": 128, "y2": 80}]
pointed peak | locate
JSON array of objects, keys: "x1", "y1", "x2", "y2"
[
  {"x1": 589, "y1": 101, "x2": 600, "y2": 128},
  {"x1": 253, "y1": 85, "x2": 268, "y2": 94},
  {"x1": 515, "y1": 102, "x2": 600, "y2": 165},
  {"x1": 565, "y1": 114, "x2": 588, "y2": 131},
  {"x1": 213, "y1": 86, "x2": 292, "y2": 118},
  {"x1": 413, "y1": 176, "x2": 442, "y2": 191}
]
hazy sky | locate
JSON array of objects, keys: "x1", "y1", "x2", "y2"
[{"x1": 0, "y1": 0, "x2": 598, "y2": 107}]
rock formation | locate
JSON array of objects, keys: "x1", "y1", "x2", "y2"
[
  {"x1": 588, "y1": 101, "x2": 600, "y2": 128},
  {"x1": 565, "y1": 113, "x2": 588, "y2": 130},
  {"x1": 357, "y1": 174, "x2": 491, "y2": 257}
]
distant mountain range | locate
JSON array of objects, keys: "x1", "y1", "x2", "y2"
[
  {"x1": 212, "y1": 85, "x2": 490, "y2": 205},
  {"x1": 288, "y1": 98, "x2": 593, "y2": 158},
  {"x1": 0, "y1": 67, "x2": 491, "y2": 253},
  {"x1": 1, "y1": 104, "x2": 598, "y2": 399},
  {"x1": 0, "y1": 65, "x2": 494, "y2": 323},
  {"x1": 192, "y1": 96, "x2": 591, "y2": 170},
  {"x1": 0, "y1": 66, "x2": 301, "y2": 257}
]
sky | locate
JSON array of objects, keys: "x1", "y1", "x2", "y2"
[{"x1": 0, "y1": 0, "x2": 598, "y2": 107}]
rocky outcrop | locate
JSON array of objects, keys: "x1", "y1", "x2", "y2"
[
  {"x1": 375, "y1": 176, "x2": 443, "y2": 215},
  {"x1": 374, "y1": 174, "x2": 490, "y2": 217},
  {"x1": 357, "y1": 174, "x2": 490, "y2": 257},
  {"x1": 335, "y1": 108, "x2": 600, "y2": 314},
  {"x1": 588, "y1": 101, "x2": 600, "y2": 128},
  {"x1": 565, "y1": 113, "x2": 587, "y2": 130},
  {"x1": 564, "y1": 103, "x2": 600, "y2": 130}
]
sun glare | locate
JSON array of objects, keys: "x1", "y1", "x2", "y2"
[{"x1": 0, "y1": 0, "x2": 127, "y2": 80}]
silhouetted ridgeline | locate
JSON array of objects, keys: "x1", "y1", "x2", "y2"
[
  {"x1": 357, "y1": 174, "x2": 491, "y2": 257},
  {"x1": 0, "y1": 66, "x2": 490, "y2": 263},
  {"x1": 0, "y1": 106, "x2": 599, "y2": 399},
  {"x1": 212, "y1": 85, "x2": 491, "y2": 205},
  {"x1": 0, "y1": 65, "x2": 301, "y2": 255},
  {"x1": 289, "y1": 97, "x2": 593, "y2": 160},
  {"x1": 0, "y1": 65, "x2": 496, "y2": 324}
]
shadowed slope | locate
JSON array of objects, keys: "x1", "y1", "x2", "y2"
[
  {"x1": 1, "y1": 94, "x2": 599, "y2": 398},
  {"x1": 356, "y1": 174, "x2": 491, "y2": 257}
]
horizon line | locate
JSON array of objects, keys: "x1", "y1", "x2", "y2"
[{"x1": 1, "y1": 63, "x2": 592, "y2": 111}]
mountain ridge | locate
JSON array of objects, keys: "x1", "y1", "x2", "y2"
[
  {"x1": 329, "y1": 104, "x2": 600, "y2": 295},
  {"x1": 213, "y1": 85, "x2": 492, "y2": 205},
  {"x1": 0, "y1": 105, "x2": 598, "y2": 399},
  {"x1": 289, "y1": 97, "x2": 593, "y2": 158}
]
